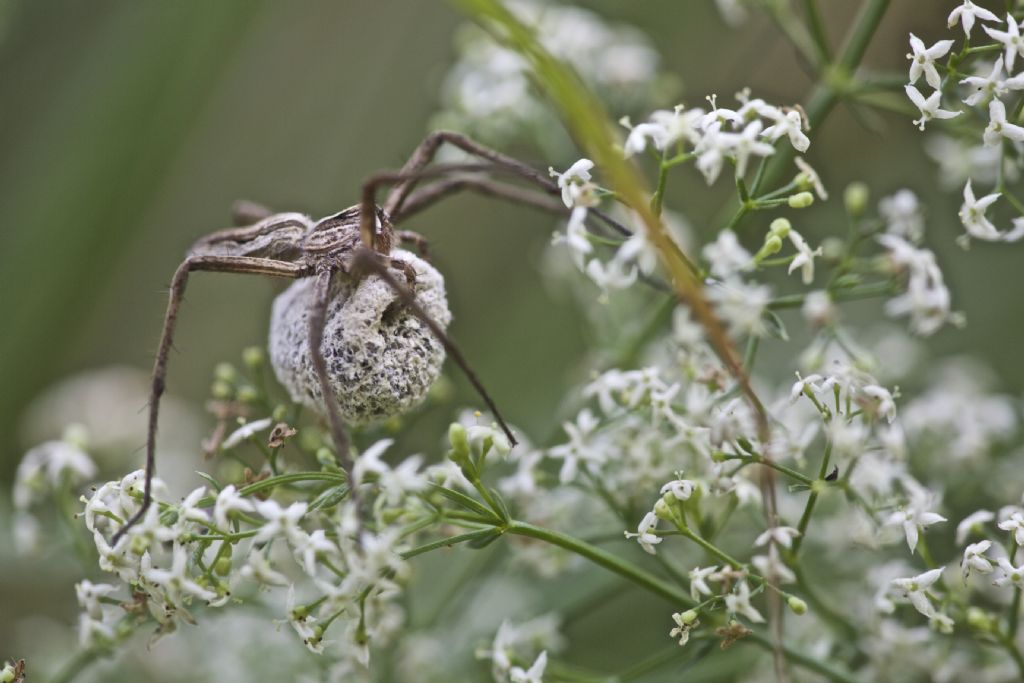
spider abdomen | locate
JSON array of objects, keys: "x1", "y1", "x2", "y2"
[{"x1": 268, "y1": 250, "x2": 451, "y2": 424}]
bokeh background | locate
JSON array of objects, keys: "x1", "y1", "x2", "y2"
[{"x1": 1, "y1": 0, "x2": 1021, "y2": 678}]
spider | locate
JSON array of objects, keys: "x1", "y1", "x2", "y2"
[{"x1": 114, "y1": 131, "x2": 631, "y2": 542}]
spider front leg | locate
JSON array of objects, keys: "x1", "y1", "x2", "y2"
[{"x1": 113, "y1": 255, "x2": 309, "y2": 544}]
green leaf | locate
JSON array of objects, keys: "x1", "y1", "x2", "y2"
[
  {"x1": 430, "y1": 483, "x2": 500, "y2": 522},
  {"x1": 308, "y1": 484, "x2": 350, "y2": 512},
  {"x1": 488, "y1": 487, "x2": 512, "y2": 523},
  {"x1": 468, "y1": 528, "x2": 503, "y2": 549},
  {"x1": 195, "y1": 471, "x2": 223, "y2": 493},
  {"x1": 762, "y1": 310, "x2": 789, "y2": 341}
]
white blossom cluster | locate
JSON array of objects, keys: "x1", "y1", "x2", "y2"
[
  {"x1": 433, "y1": 0, "x2": 671, "y2": 150},
  {"x1": 906, "y1": 4, "x2": 1024, "y2": 246}
]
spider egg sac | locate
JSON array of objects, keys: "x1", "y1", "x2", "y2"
[{"x1": 268, "y1": 250, "x2": 451, "y2": 425}]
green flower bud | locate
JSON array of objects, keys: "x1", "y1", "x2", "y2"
[
  {"x1": 787, "y1": 596, "x2": 808, "y2": 615},
  {"x1": 242, "y1": 346, "x2": 264, "y2": 368},
  {"x1": 1, "y1": 664, "x2": 15, "y2": 683},
  {"x1": 236, "y1": 385, "x2": 258, "y2": 403},
  {"x1": 769, "y1": 218, "x2": 792, "y2": 239},
  {"x1": 214, "y1": 557, "x2": 233, "y2": 576},
  {"x1": 843, "y1": 182, "x2": 869, "y2": 217},
  {"x1": 762, "y1": 235, "x2": 783, "y2": 256},
  {"x1": 448, "y1": 423, "x2": 471, "y2": 464},
  {"x1": 214, "y1": 362, "x2": 237, "y2": 383},
  {"x1": 653, "y1": 497, "x2": 674, "y2": 522},
  {"x1": 316, "y1": 447, "x2": 337, "y2": 468},
  {"x1": 788, "y1": 192, "x2": 814, "y2": 209},
  {"x1": 211, "y1": 380, "x2": 233, "y2": 400},
  {"x1": 679, "y1": 609, "x2": 699, "y2": 624},
  {"x1": 272, "y1": 404, "x2": 289, "y2": 422},
  {"x1": 967, "y1": 607, "x2": 995, "y2": 632}
]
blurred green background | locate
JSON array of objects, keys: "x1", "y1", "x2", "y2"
[{"x1": 2, "y1": 0, "x2": 1022, "y2": 675}]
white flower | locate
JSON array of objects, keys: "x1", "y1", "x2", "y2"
[
  {"x1": 702, "y1": 229, "x2": 752, "y2": 279},
  {"x1": 786, "y1": 230, "x2": 822, "y2": 285},
  {"x1": 956, "y1": 509, "x2": 994, "y2": 544},
  {"x1": 221, "y1": 417, "x2": 273, "y2": 449},
  {"x1": 725, "y1": 120, "x2": 775, "y2": 177},
  {"x1": 879, "y1": 189, "x2": 924, "y2": 241},
  {"x1": 891, "y1": 567, "x2": 944, "y2": 618},
  {"x1": 689, "y1": 565, "x2": 719, "y2": 601},
  {"x1": 752, "y1": 545, "x2": 796, "y2": 584},
  {"x1": 998, "y1": 511, "x2": 1024, "y2": 545},
  {"x1": 669, "y1": 611, "x2": 699, "y2": 646},
  {"x1": 549, "y1": 159, "x2": 597, "y2": 208},
  {"x1": 983, "y1": 98, "x2": 1024, "y2": 146},
  {"x1": 886, "y1": 498, "x2": 947, "y2": 553},
  {"x1": 144, "y1": 542, "x2": 218, "y2": 604},
  {"x1": 695, "y1": 121, "x2": 730, "y2": 184},
  {"x1": 724, "y1": 581, "x2": 764, "y2": 623},
  {"x1": 754, "y1": 526, "x2": 801, "y2": 549},
  {"x1": 240, "y1": 546, "x2": 290, "y2": 586},
  {"x1": 286, "y1": 585, "x2": 324, "y2": 654},
  {"x1": 948, "y1": 1, "x2": 999, "y2": 36},
  {"x1": 761, "y1": 109, "x2": 810, "y2": 152},
  {"x1": 907, "y1": 33, "x2": 954, "y2": 90},
  {"x1": 624, "y1": 511, "x2": 662, "y2": 555},
  {"x1": 660, "y1": 477, "x2": 695, "y2": 501},
  {"x1": 14, "y1": 439, "x2": 97, "y2": 509},
  {"x1": 985, "y1": 15, "x2": 1024, "y2": 71},
  {"x1": 960, "y1": 57, "x2": 1006, "y2": 106},
  {"x1": 509, "y1": 651, "x2": 547, "y2": 683},
  {"x1": 549, "y1": 409, "x2": 605, "y2": 483},
  {"x1": 253, "y1": 500, "x2": 308, "y2": 544},
  {"x1": 958, "y1": 180, "x2": 1004, "y2": 241},
  {"x1": 994, "y1": 558, "x2": 1024, "y2": 587},
  {"x1": 794, "y1": 157, "x2": 828, "y2": 200},
  {"x1": 294, "y1": 529, "x2": 340, "y2": 577},
  {"x1": 75, "y1": 580, "x2": 117, "y2": 620},
  {"x1": 213, "y1": 484, "x2": 255, "y2": 530},
  {"x1": 706, "y1": 277, "x2": 772, "y2": 336},
  {"x1": 962, "y1": 540, "x2": 994, "y2": 580},
  {"x1": 859, "y1": 384, "x2": 897, "y2": 423},
  {"x1": 905, "y1": 85, "x2": 960, "y2": 131}
]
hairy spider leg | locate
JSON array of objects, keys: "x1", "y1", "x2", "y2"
[{"x1": 113, "y1": 255, "x2": 309, "y2": 545}]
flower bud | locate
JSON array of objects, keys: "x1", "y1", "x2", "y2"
[
  {"x1": 788, "y1": 192, "x2": 814, "y2": 209},
  {"x1": 214, "y1": 362, "x2": 237, "y2": 383},
  {"x1": 653, "y1": 497, "x2": 674, "y2": 522},
  {"x1": 769, "y1": 218, "x2": 792, "y2": 239},
  {"x1": 1, "y1": 664, "x2": 15, "y2": 683},
  {"x1": 214, "y1": 557, "x2": 233, "y2": 576},
  {"x1": 448, "y1": 423, "x2": 471, "y2": 465},
  {"x1": 236, "y1": 385, "x2": 258, "y2": 403},
  {"x1": 762, "y1": 235, "x2": 783, "y2": 256},
  {"x1": 242, "y1": 346, "x2": 264, "y2": 368},
  {"x1": 315, "y1": 447, "x2": 337, "y2": 468},
  {"x1": 211, "y1": 380, "x2": 233, "y2": 400},
  {"x1": 679, "y1": 609, "x2": 699, "y2": 624},
  {"x1": 967, "y1": 606, "x2": 996, "y2": 632},
  {"x1": 843, "y1": 182, "x2": 869, "y2": 217},
  {"x1": 787, "y1": 596, "x2": 808, "y2": 615},
  {"x1": 272, "y1": 404, "x2": 289, "y2": 422}
]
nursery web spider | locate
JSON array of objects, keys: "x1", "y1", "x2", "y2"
[{"x1": 115, "y1": 131, "x2": 632, "y2": 542}]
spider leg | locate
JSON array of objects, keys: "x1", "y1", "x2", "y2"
[
  {"x1": 395, "y1": 230, "x2": 430, "y2": 258},
  {"x1": 392, "y1": 174, "x2": 565, "y2": 223},
  {"x1": 384, "y1": 131, "x2": 554, "y2": 217},
  {"x1": 112, "y1": 255, "x2": 309, "y2": 545},
  {"x1": 231, "y1": 199, "x2": 275, "y2": 226},
  {"x1": 351, "y1": 248, "x2": 518, "y2": 448},
  {"x1": 307, "y1": 267, "x2": 356, "y2": 476}
]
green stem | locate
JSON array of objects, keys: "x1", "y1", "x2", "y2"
[
  {"x1": 400, "y1": 527, "x2": 499, "y2": 559},
  {"x1": 196, "y1": 471, "x2": 347, "y2": 507},
  {"x1": 679, "y1": 526, "x2": 744, "y2": 570},
  {"x1": 801, "y1": 0, "x2": 831, "y2": 63},
  {"x1": 791, "y1": 441, "x2": 833, "y2": 556}
]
